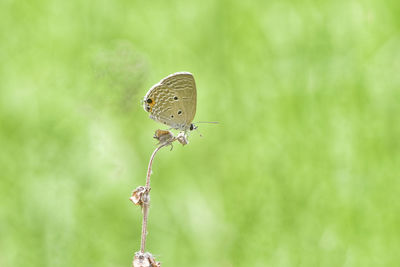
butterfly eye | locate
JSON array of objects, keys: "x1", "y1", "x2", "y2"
[{"x1": 146, "y1": 98, "x2": 153, "y2": 104}]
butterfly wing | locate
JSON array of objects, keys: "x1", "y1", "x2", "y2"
[{"x1": 143, "y1": 72, "x2": 197, "y2": 130}]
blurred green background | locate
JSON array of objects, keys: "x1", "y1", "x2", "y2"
[{"x1": 1, "y1": 0, "x2": 399, "y2": 266}]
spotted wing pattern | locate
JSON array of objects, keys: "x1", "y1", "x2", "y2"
[{"x1": 143, "y1": 72, "x2": 196, "y2": 131}]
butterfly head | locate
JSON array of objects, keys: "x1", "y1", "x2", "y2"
[{"x1": 189, "y1": 123, "x2": 197, "y2": 131}]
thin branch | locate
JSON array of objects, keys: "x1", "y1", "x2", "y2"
[
  {"x1": 140, "y1": 143, "x2": 167, "y2": 253},
  {"x1": 132, "y1": 130, "x2": 188, "y2": 267}
]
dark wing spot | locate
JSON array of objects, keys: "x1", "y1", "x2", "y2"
[
  {"x1": 171, "y1": 115, "x2": 174, "y2": 118},
  {"x1": 146, "y1": 98, "x2": 153, "y2": 104},
  {"x1": 146, "y1": 106, "x2": 150, "y2": 111},
  {"x1": 178, "y1": 110, "x2": 182, "y2": 115},
  {"x1": 190, "y1": 124, "x2": 194, "y2": 131},
  {"x1": 174, "y1": 96, "x2": 178, "y2": 100}
]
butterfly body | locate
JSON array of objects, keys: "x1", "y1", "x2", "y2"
[{"x1": 143, "y1": 72, "x2": 197, "y2": 131}]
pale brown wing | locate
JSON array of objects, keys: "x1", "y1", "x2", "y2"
[
  {"x1": 160, "y1": 72, "x2": 196, "y2": 126},
  {"x1": 143, "y1": 72, "x2": 197, "y2": 130}
]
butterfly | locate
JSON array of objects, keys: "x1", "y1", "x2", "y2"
[{"x1": 143, "y1": 72, "x2": 197, "y2": 132}]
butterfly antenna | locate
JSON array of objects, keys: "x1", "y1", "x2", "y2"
[{"x1": 193, "y1": 121, "x2": 219, "y2": 124}]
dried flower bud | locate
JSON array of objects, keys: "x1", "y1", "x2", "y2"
[
  {"x1": 176, "y1": 132, "x2": 189, "y2": 146},
  {"x1": 133, "y1": 252, "x2": 161, "y2": 267},
  {"x1": 130, "y1": 186, "x2": 150, "y2": 206},
  {"x1": 154, "y1": 129, "x2": 175, "y2": 145}
]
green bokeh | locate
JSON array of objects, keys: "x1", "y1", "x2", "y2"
[{"x1": 1, "y1": 0, "x2": 399, "y2": 266}]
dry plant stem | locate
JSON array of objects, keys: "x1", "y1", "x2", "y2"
[{"x1": 140, "y1": 143, "x2": 167, "y2": 253}]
